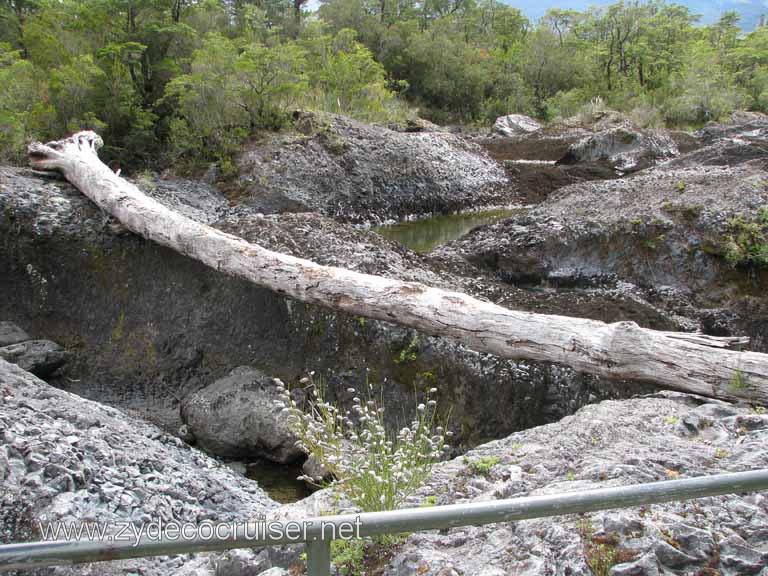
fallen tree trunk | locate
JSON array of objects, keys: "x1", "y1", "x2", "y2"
[{"x1": 28, "y1": 131, "x2": 768, "y2": 404}]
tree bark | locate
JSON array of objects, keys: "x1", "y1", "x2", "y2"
[{"x1": 27, "y1": 132, "x2": 768, "y2": 404}]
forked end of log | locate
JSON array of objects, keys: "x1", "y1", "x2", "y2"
[{"x1": 28, "y1": 131, "x2": 103, "y2": 171}]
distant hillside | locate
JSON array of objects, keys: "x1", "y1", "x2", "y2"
[{"x1": 506, "y1": 0, "x2": 767, "y2": 30}]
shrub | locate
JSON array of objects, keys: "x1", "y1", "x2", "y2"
[
  {"x1": 302, "y1": 29, "x2": 409, "y2": 123},
  {"x1": 0, "y1": 44, "x2": 52, "y2": 163},
  {"x1": 163, "y1": 34, "x2": 310, "y2": 169},
  {"x1": 628, "y1": 103, "x2": 664, "y2": 129},
  {"x1": 722, "y1": 209, "x2": 768, "y2": 269},
  {"x1": 577, "y1": 96, "x2": 606, "y2": 124},
  {"x1": 162, "y1": 34, "x2": 248, "y2": 164},
  {"x1": 397, "y1": 30, "x2": 491, "y2": 122},
  {"x1": 482, "y1": 72, "x2": 536, "y2": 123},
  {"x1": 331, "y1": 539, "x2": 365, "y2": 575},
  {"x1": 467, "y1": 455, "x2": 501, "y2": 476},
  {"x1": 49, "y1": 54, "x2": 108, "y2": 134},
  {"x1": 543, "y1": 88, "x2": 588, "y2": 121},
  {"x1": 663, "y1": 44, "x2": 745, "y2": 127},
  {"x1": 280, "y1": 375, "x2": 448, "y2": 512}
]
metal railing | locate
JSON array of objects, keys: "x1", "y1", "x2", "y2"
[{"x1": 2, "y1": 470, "x2": 767, "y2": 575}]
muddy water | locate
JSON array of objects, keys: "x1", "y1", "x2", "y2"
[
  {"x1": 245, "y1": 459, "x2": 313, "y2": 504},
  {"x1": 375, "y1": 209, "x2": 521, "y2": 253}
]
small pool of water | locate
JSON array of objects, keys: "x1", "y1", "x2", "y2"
[
  {"x1": 375, "y1": 208, "x2": 522, "y2": 253},
  {"x1": 245, "y1": 459, "x2": 313, "y2": 504}
]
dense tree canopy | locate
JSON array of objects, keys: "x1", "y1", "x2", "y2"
[{"x1": 1, "y1": 0, "x2": 766, "y2": 170}]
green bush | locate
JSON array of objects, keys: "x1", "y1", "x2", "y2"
[
  {"x1": 282, "y1": 376, "x2": 448, "y2": 512},
  {"x1": 398, "y1": 30, "x2": 492, "y2": 122},
  {"x1": 49, "y1": 54, "x2": 108, "y2": 133},
  {"x1": 163, "y1": 34, "x2": 307, "y2": 166},
  {"x1": 163, "y1": 29, "x2": 407, "y2": 169},
  {"x1": 331, "y1": 539, "x2": 366, "y2": 576},
  {"x1": 663, "y1": 44, "x2": 745, "y2": 127},
  {"x1": 543, "y1": 88, "x2": 589, "y2": 121},
  {"x1": 302, "y1": 29, "x2": 408, "y2": 123},
  {"x1": 723, "y1": 209, "x2": 768, "y2": 270},
  {"x1": 0, "y1": 44, "x2": 52, "y2": 163},
  {"x1": 3, "y1": 0, "x2": 768, "y2": 173},
  {"x1": 467, "y1": 455, "x2": 501, "y2": 476}
]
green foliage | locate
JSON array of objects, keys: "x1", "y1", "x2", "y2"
[
  {"x1": 577, "y1": 518, "x2": 628, "y2": 576},
  {"x1": 236, "y1": 41, "x2": 308, "y2": 129},
  {"x1": 330, "y1": 534, "x2": 409, "y2": 575},
  {"x1": 714, "y1": 447, "x2": 729, "y2": 459},
  {"x1": 399, "y1": 30, "x2": 491, "y2": 122},
  {"x1": 303, "y1": 28, "x2": 405, "y2": 122},
  {"x1": 2, "y1": 0, "x2": 768, "y2": 170},
  {"x1": 420, "y1": 495, "x2": 438, "y2": 507},
  {"x1": 722, "y1": 210, "x2": 768, "y2": 269},
  {"x1": 331, "y1": 539, "x2": 366, "y2": 575},
  {"x1": 585, "y1": 543, "x2": 618, "y2": 576},
  {"x1": 467, "y1": 455, "x2": 501, "y2": 476},
  {"x1": 163, "y1": 34, "x2": 249, "y2": 165},
  {"x1": 663, "y1": 42, "x2": 745, "y2": 126},
  {"x1": 394, "y1": 334, "x2": 419, "y2": 364},
  {"x1": 729, "y1": 369, "x2": 748, "y2": 393},
  {"x1": 544, "y1": 88, "x2": 589, "y2": 121},
  {"x1": 283, "y1": 376, "x2": 448, "y2": 512},
  {"x1": 49, "y1": 54, "x2": 107, "y2": 132},
  {"x1": 0, "y1": 43, "x2": 51, "y2": 163},
  {"x1": 163, "y1": 29, "x2": 401, "y2": 168}
]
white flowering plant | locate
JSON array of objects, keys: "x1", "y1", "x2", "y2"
[{"x1": 276, "y1": 375, "x2": 449, "y2": 512}]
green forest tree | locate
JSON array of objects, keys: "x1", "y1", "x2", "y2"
[{"x1": 1, "y1": 0, "x2": 766, "y2": 170}]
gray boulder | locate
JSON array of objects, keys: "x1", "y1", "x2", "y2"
[
  {"x1": 0, "y1": 338, "x2": 68, "y2": 377},
  {"x1": 385, "y1": 392, "x2": 768, "y2": 575},
  {"x1": 0, "y1": 358, "x2": 277, "y2": 575},
  {"x1": 492, "y1": 114, "x2": 542, "y2": 138},
  {"x1": 695, "y1": 111, "x2": 768, "y2": 144},
  {"x1": 301, "y1": 453, "x2": 332, "y2": 485},
  {"x1": 235, "y1": 111, "x2": 513, "y2": 224},
  {"x1": 0, "y1": 321, "x2": 30, "y2": 346},
  {"x1": 559, "y1": 123, "x2": 678, "y2": 171},
  {"x1": 403, "y1": 117, "x2": 443, "y2": 133},
  {"x1": 182, "y1": 367, "x2": 302, "y2": 464}
]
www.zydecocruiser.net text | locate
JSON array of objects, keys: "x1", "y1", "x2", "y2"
[{"x1": 37, "y1": 517, "x2": 364, "y2": 546}]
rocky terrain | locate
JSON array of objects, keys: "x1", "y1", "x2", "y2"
[
  {"x1": 389, "y1": 391, "x2": 768, "y2": 576},
  {"x1": 478, "y1": 111, "x2": 683, "y2": 204},
  {"x1": 438, "y1": 113, "x2": 768, "y2": 352},
  {"x1": 230, "y1": 111, "x2": 514, "y2": 224},
  {"x1": 0, "y1": 357, "x2": 284, "y2": 575},
  {"x1": 4, "y1": 348, "x2": 766, "y2": 575},
  {"x1": 0, "y1": 321, "x2": 68, "y2": 378},
  {"x1": 0, "y1": 164, "x2": 665, "y2": 451},
  {"x1": 1, "y1": 109, "x2": 767, "y2": 575}
]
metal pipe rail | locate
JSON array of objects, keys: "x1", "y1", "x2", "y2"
[{"x1": 2, "y1": 470, "x2": 767, "y2": 575}]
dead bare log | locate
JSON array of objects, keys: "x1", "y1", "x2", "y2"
[{"x1": 27, "y1": 131, "x2": 768, "y2": 404}]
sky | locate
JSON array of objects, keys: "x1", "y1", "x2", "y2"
[
  {"x1": 506, "y1": 0, "x2": 767, "y2": 29},
  {"x1": 307, "y1": 0, "x2": 768, "y2": 30}
]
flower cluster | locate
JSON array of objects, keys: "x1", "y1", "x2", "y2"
[{"x1": 276, "y1": 375, "x2": 449, "y2": 512}]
